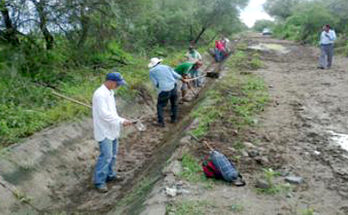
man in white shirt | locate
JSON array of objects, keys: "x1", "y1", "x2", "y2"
[
  {"x1": 92, "y1": 72, "x2": 132, "y2": 193},
  {"x1": 318, "y1": 24, "x2": 336, "y2": 69}
]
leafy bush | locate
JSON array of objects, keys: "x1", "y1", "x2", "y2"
[
  {"x1": 253, "y1": 20, "x2": 276, "y2": 32},
  {"x1": 273, "y1": 2, "x2": 338, "y2": 44}
]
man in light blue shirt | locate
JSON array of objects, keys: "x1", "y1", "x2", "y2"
[
  {"x1": 148, "y1": 57, "x2": 185, "y2": 127},
  {"x1": 318, "y1": 24, "x2": 336, "y2": 69}
]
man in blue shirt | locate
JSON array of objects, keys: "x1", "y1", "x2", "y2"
[
  {"x1": 318, "y1": 24, "x2": 337, "y2": 69},
  {"x1": 148, "y1": 57, "x2": 185, "y2": 127}
]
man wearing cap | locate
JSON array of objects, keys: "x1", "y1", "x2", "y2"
[
  {"x1": 318, "y1": 24, "x2": 337, "y2": 69},
  {"x1": 185, "y1": 45, "x2": 203, "y2": 88},
  {"x1": 148, "y1": 57, "x2": 185, "y2": 127},
  {"x1": 92, "y1": 72, "x2": 133, "y2": 193}
]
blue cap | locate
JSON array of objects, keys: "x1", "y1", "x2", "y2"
[{"x1": 106, "y1": 72, "x2": 127, "y2": 86}]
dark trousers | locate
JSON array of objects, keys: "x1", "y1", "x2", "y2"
[
  {"x1": 319, "y1": 44, "x2": 334, "y2": 68},
  {"x1": 157, "y1": 86, "x2": 178, "y2": 124}
]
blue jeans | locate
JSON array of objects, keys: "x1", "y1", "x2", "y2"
[
  {"x1": 157, "y1": 85, "x2": 178, "y2": 124},
  {"x1": 94, "y1": 138, "x2": 118, "y2": 187},
  {"x1": 191, "y1": 70, "x2": 201, "y2": 87},
  {"x1": 214, "y1": 48, "x2": 223, "y2": 62}
]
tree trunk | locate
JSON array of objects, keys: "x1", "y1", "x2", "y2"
[
  {"x1": 34, "y1": 0, "x2": 54, "y2": 49},
  {"x1": 0, "y1": 0, "x2": 19, "y2": 45},
  {"x1": 189, "y1": 25, "x2": 193, "y2": 42},
  {"x1": 77, "y1": 4, "x2": 90, "y2": 48},
  {"x1": 193, "y1": 27, "x2": 206, "y2": 44}
]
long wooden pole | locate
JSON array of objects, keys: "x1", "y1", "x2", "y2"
[{"x1": 51, "y1": 90, "x2": 92, "y2": 109}]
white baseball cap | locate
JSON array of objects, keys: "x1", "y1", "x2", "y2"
[{"x1": 148, "y1": 57, "x2": 163, "y2": 68}]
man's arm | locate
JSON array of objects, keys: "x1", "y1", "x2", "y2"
[
  {"x1": 197, "y1": 52, "x2": 202, "y2": 61},
  {"x1": 170, "y1": 67, "x2": 183, "y2": 80},
  {"x1": 149, "y1": 71, "x2": 159, "y2": 88},
  {"x1": 332, "y1": 30, "x2": 337, "y2": 41},
  {"x1": 325, "y1": 31, "x2": 336, "y2": 41}
]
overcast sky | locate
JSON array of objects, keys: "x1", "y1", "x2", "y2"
[{"x1": 240, "y1": 0, "x2": 274, "y2": 28}]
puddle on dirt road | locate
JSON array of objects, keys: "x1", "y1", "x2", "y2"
[
  {"x1": 248, "y1": 43, "x2": 290, "y2": 54},
  {"x1": 328, "y1": 130, "x2": 348, "y2": 151}
]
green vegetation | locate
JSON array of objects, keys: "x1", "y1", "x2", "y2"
[
  {"x1": 253, "y1": 20, "x2": 276, "y2": 32},
  {"x1": 301, "y1": 208, "x2": 315, "y2": 215},
  {"x1": 180, "y1": 153, "x2": 218, "y2": 189},
  {"x1": 180, "y1": 153, "x2": 204, "y2": 183},
  {"x1": 12, "y1": 188, "x2": 32, "y2": 204},
  {"x1": 262, "y1": 0, "x2": 348, "y2": 49},
  {"x1": 113, "y1": 177, "x2": 157, "y2": 215},
  {"x1": 191, "y1": 50, "x2": 268, "y2": 138},
  {"x1": 256, "y1": 168, "x2": 291, "y2": 195},
  {"x1": 167, "y1": 200, "x2": 215, "y2": 215},
  {"x1": 0, "y1": 0, "x2": 251, "y2": 147},
  {"x1": 230, "y1": 204, "x2": 244, "y2": 212}
]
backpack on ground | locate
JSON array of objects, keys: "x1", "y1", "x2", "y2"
[{"x1": 202, "y1": 150, "x2": 246, "y2": 186}]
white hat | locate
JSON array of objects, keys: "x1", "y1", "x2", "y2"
[{"x1": 148, "y1": 57, "x2": 163, "y2": 68}]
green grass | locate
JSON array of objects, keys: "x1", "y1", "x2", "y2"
[
  {"x1": 179, "y1": 153, "x2": 217, "y2": 189},
  {"x1": 301, "y1": 208, "x2": 315, "y2": 215},
  {"x1": 229, "y1": 203, "x2": 244, "y2": 212},
  {"x1": 12, "y1": 188, "x2": 32, "y2": 204},
  {"x1": 230, "y1": 50, "x2": 263, "y2": 70},
  {"x1": 180, "y1": 154, "x2": 208, "y2": 183},
  {"x1": 190, "y1": 50, "x2": 268, "y2": 139},
  {"x1": 167, "y1": 200, "x2": 215, "y2": 215},
  {"x1": 256, "y1": 168, "x2": 291, "y2": 195},
  {"x1": 113, "y1": 177, "x2": 157, "y2": 215}
]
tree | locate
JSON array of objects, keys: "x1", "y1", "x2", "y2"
[
  {"x1": 253, "y1": 19, "x2": 275, "y2": 32},
  {"x1": 193, "y1": 0, "x2": 249, "y2": 43},
  {"x1": 31, "y1": 0, "x2": 54, "y2": 49},
  {"x1": 264, "y1": 0, "x2": 299, "y2": 20},
  {"x1": 0, "y1": 0, "x2": 19, "y2": 45}
]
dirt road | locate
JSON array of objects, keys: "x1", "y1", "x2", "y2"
[
  {"x1": 250, "y1": 34, "x2": 348, "y2": 214},
  {"x1": 141, "y1": 34, "x2": 348, "y2": 215}
]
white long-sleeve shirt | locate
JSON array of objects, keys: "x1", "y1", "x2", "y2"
[
  {"x1": 320, "y1": 29, "x2": 336, "y2": 45},
  {"x1": 92, "y1": 84, "x2": 125, "y2": 142}
]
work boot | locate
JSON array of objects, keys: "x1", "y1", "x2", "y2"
[
  {"x1": 95, "y1": 185, "x2": 108, "y2": 193},
  {"x1": 153, "y1": 122, "x2": 165, "y2": 127}
]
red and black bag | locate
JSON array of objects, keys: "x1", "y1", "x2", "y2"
[
  {"x1": 202, "y1": 151, "x2": 246, "y2": 186},
  {"x1": 202, "y1": 154, "x2": 223, "y2": 179}
]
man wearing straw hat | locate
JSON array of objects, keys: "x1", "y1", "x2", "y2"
[{"x1": 148, "y1": 57, "x2": 186, "y2": 127}]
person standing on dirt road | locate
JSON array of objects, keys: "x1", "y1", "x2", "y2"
[
  {"x1": 92, "y1": 72, "x2": 133, "y2": 193},
  {"x1": 148, "y1": 57, "x2": 186, "y2": 127},
  {"x1": 318, "y1": 24, "x2": 336, "y2": 69}
]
